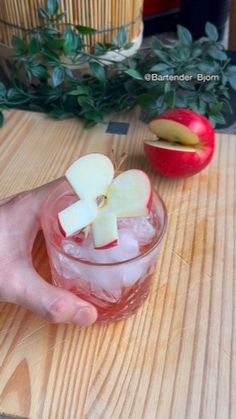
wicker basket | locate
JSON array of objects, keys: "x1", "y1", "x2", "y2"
[{"x1": 0, "y1": 0, "x2": 144, "y2": 49}]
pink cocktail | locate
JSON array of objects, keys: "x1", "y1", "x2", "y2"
[{"x1": 41, "y1": 181, "x2": 167, "y2": 323}]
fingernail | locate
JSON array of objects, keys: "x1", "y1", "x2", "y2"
[{"x1": 73, "y1": 307, "x2": 97, "y2": 326}]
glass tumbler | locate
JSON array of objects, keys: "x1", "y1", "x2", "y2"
[{"x1": 41, "y1": 181, "x2": 167, "y2": 323}]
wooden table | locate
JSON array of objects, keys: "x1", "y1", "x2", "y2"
[{"x1": 0, "y1": 110, "x2": 235, "y2": 419}]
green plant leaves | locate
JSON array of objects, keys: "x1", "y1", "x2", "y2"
[
  {"x1": 0, "y1": 111, "x2": 4, "y2": 128},
  {"x1": 0, "y1": 83, "x2": 6, "y2": 98},
  {"x1": 165, "y1": 90, "x2": 175, "y2": 108},
  {"x1": 48, "y1": 109, "x2": 73, "y2": 120},
  {"x1": 197, "y1": 62, "x2": 214, "y2": 73},
  {"x1": 68, "y1": 86, "x2": 92, "y2": 96},
  {"x1": 12, "y1": 36, "x2": 25, "y2": 54},
  {"x1": 84, "y1": 120, "x2": 97, "y2": 129},
  {"x1": 77, "y1": 95, "x2": 92, "y2": 107},
  {"x1": 208, "y1": 47, "x2": 228, "y2": 61},
  {"x1": 7, "y1": 88, "x2": 24, "y2": 100},
  {"x1": 63, "y1": 27, "x2": 81, "y2": 55},
  {"x1": 191, "y1": 48, "x2": 202, "y2": 59},
  {"x1": 150, "y1": 63, "x2": 170, "y2": 72},
  {"x1": 75, "y1": 25, "x2": 97, "y2": 35},
  {"x1": 124, "y1": 69, "x2": 143, "y2": 80},
  {"x1": 118, "y1": 27, "x2": 127, "y2": 45},
  {"x1": 0, "y1": 0, "x2": 235, "y2": 130},
  {"x1": 112, "y1": 27, "x2": 127, "y2": 47},
  {"x1": 225, "y1": 65, "x2": 236, "y2": 89},
  {"x1": 83, "y1": 111, "x2": 103, "y2": 122},
  {"x1": 29, "y1": 37, "x2": 41, "y2": 54},
  {"x1": 47, "y1": 0, "x2": 59, "y2": 15},
  {"x1": 152, "y1": 49, "x2": 170, "y2": 64},
  {"x1": 137, "y1": 93, "x2": 157, "y2": 108},
  {"x1": 205, "y1": 22, "x2": 219, "y2": 41},
  {"x1": 151, "y1": 37, "x2": 164, "y2": 51},
  {"x1": 228, "y1": 76, "x2": 236, "y2": 90},
  {"x1": 30, "y1": 65, "x2": 48, "y2": 79},
  {"x1": 51, "y1": 67, "x2": 65, "y2": 86},
  {"x1": 209, "y1": 113, "x2": 226, "y2": 126},
  {"x1": 177, "y1": 25, "x2": 192, "y2": 45},
  {"x1": 89, "y1": 62, "x2": 106, "y2": 81},
  {"x1": 38, "y1": 7, "x2": 50, "y2": 20}
]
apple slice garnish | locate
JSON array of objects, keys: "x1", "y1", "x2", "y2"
[
  {"x1": 92, "y1": 169, "x2": 152, "y2": 248},
  {"x1": 100, "y1": 169, "x2": 152, "y2": 217},
  {"x1": 92, "y1": 213, "x2": 118, "y2": 249},
  {"x1": 58, "y1": 154, "x2": 153, "y2": 248},
  {"x1": 59, "y1": 153, "x2": 113, "y2": 237},
  {"x1": 58, "y1": 199, "x2": 97, "y2": 237},
  {"x1": 66, "y1": 153, "x2": 114, "y2": 199}
]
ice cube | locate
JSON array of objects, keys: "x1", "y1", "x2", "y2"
[
  {"x1": 49, "y1": 248, "x2": 85, "y2": 281},
  {"x1": 58, "y1": 253, "x2": 85, "y2": 280},
  {"x1": 87, "y1": 229, "x2": 139, "y2": 263},
  {"x1": 118, "y1": 216, "x2": 156, "y2": 246},
  {"x1": 56, "y1": 221, "x2": 158, "y2": 293},
  {"x1": 62, "y1": 239, "x2": 88, "y2": 259}
]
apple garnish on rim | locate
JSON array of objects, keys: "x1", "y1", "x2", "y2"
[
  {"x1": 58, "y1": 153, "x2": 153, "y2": 249},
  {"x1": 144, "y1": 108, "x2": 215, "y2": 177}
]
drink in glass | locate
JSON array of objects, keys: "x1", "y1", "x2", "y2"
[{"x1": 41, "y1": 154, "x2": 167, "y2": 323}]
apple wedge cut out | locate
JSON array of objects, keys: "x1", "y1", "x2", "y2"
[
  {"x1": 58, "y1": 199, "x2": 97, "y2": 237},
  {"x1": 92, "y1": 170, "x2": 152, "y2": 248},
  {"x1": 93, "y1": 213, "x2": 118, "y2": 249},
  {"x1": 101, "y1": 169, "x2": 152, "y2": 217},
  {"x1": 144, "y1": 109, "x2": 215, "y2": 178},
  {"x1": 66, "y1": 153, "x2": 114, "y2": 199},
  {"x1": 144, "y1": 139, "x2": 196, "y2": 153},
  {"x1": 58, "y1": 153, "x2": 114, "y2": 237},
  {"x1": 148, "y1": 118, "x2": 199, "y2": 146}
]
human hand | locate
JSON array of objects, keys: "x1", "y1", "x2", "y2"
[{"x1": 0, "y1": 180, "x2": 97, "y2": 326}]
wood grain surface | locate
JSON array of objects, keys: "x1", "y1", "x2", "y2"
[{"x1": 0, "y1": 110, "x2": 235, "y2": 419}]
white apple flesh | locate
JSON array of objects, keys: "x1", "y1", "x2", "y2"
[
  {"x1": 148, "y1": 119, "x2": 199, "y2": 146},
  {"x1": 66, "y1": 153, "x2": 114, "y2": 199},
  {"x1": 58, "y1": 199, "x2": 97, "y2": 237},
  {"x1": 101, "y1": 169, "x2": 152, "y2": 217},
  {"x1": 92, "y1": 169, "x2": 152, "y2": 248},
  {"x1": 92, "y1": 213, "x2": 118, "y2": 249}
]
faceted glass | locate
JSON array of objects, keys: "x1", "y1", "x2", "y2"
[{"x1": 41, "y1": 181, "x2": 167, "y2": 323}]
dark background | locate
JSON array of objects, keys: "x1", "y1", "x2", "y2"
[{"x1": 143, "y1": 0, "x2": 230, "y2": 40}]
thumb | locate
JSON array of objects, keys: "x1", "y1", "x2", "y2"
[{"x1": 6, "y1": 265, "x2": 97, "y2": 326}]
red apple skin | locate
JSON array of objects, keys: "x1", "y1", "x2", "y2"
[
  {"x1": 145, "y1": 109, "x2": 215, "y2": 178},
  {"x1": 94, "y1": 239, "x2": 118, "y2": 250},
  {"x1": 147, "y1": 188, "x2": 153, "y2": 213},
  {"x1": 58, "y1": 215, "x2": 66, "y2": 237}
]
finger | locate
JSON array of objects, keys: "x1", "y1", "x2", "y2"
[
  {"x1": 1, "y1": 178, "x2": 65, "y2": 253},
  {"x1": 2, "y1": 266, "x2": 97, "y2": 326},
  {"x1": 0, "y1": 177, "x2": 64, "y2": 205}
]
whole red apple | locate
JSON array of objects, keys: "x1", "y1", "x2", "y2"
[{"x1": 144, "y1": 109, "x2": 215, "y2": 177}]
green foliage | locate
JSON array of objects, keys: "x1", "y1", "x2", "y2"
[
  {"x1": 75, "y1": 25, "x2": 97, "y2": 35},
  {"x1": 51, "y1": 66, "x2": 64, "y2": 86},
  {"x1": 137, "y1": 23, "x2": 235, "y2": 126},
  {"x1": 0, "y1": 0, "x2": 236, "y2": 129},
  {"x1": 47, "y1": 0, "x2": 59, "y2": 15},
  {"x1": 0, "y1": 111, "x2": 3, "y2": 128},
  {"x1": 205, "y1": 22, "x2": 219, "y2": 41},
  {"x1": 89, "y1": 62, "x2": 106, "y2": 81}
]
